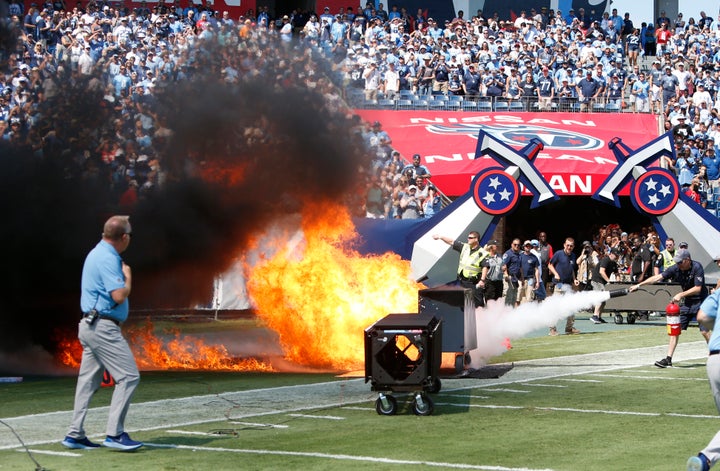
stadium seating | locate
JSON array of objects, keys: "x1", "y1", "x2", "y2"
[
  {"x1": 396, "y1": 99, "x2": 413, "y2": 110},
  {"x1": 461, "y1": 100, "x2": 478, "y2": 111},
  {"x1": 378, "y1": 99, "x2": 397, "y2": 110}
]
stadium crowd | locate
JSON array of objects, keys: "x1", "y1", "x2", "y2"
[{"x1": 2, "y1": 2, "x2": 720, "y2": 218}]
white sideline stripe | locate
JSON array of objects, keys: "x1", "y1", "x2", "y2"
[
  {"x1": 288, "y1": 414, "x2": 345, "y2": 420},
  {"x1": 438, "y1": 403, "x2": 720, "y2": 419},
  {"x1": 229, "y1": 421, "x2": 289, "y2": 429},
  {"x1": 555, "y1": 379, "x2": 604, "y2": 383},
  {"x1": 19, "y1": 449, "x2": 80, "y2": 457},
  {"x1": 143, "y1": 443, "x2": 178, "y2": 448},
  {"x1": 167, "y1": 430, "x2": 218, "y2": 436},
  {"x1": 444, "y1": 394, "x2": 491, "y2": 399},
  {"x1": 341, "y1": 406, "x2": 374, "y2": 411},
  {"x1": 520, "y1": 383, "x2": 567, "y2": 388},
  {"x1": 170, "y1": 444, "x2": 555, "y2": 471},
  {"x1": 590, "y1": 374, "x2": 706, "y2": 381},
  {"x1": 481, "y1": 388, "x2": 530, "y2": 393}
]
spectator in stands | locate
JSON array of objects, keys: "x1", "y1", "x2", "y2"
[
  {"x1": 660, "y1": 65, "x2": 680, "y2": 107},
  {"x1": 557, "y1": 77, "x2": 576, "y2": 110},
  {"x1": 577, "y1": 69, "x2": 601, "y2": 112},
  {"x1": 401, "y1": 153, "x2": 431, "y2": 185},
  {"x1": 462, "y1": 64, "x2": 481, "y2": 98},
  {"x1": 365, "y1": 176, "x2": 385, "y2": 218},
  {"x1": 422, "y1": 185, "x2": 441, "y2": 218},
  {"x1": 703, "y1": 145, "x2": 720, "y2": 190},
  {"x1": 362, "y1": 60, "x2": 381, "y2": 100},
  {"x1": 673, "y1": 115, "x2": 694, "y2": 139},
  {"x1": 606, "y1": 74, "x2": 624, "y2": 109},
  {"x1": 632, "y1": 71, "x2": 650, "y2": 113},
  {"x1": 399, "y1": 185, "x2": 423, "y2": 219},
  {"x1": 383, "y1": 61, "x2": 400, "y2": 99},
  {"x1": 536, "y1": 66, "x2": 554, "y2": 111}
]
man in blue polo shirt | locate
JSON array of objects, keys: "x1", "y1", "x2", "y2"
[
  {"x1": 548, "y1": 237, "x2": 581, "y2": 335},
  {"x1": 687, "y1": 262, "x2": 720, "y2": 471},
  {"x1": 62, "y1": 215, "x2": 143, "y2": 452}
]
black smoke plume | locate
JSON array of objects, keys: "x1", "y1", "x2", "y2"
[{"x1": 0, "y1": 31, "x2": 368, "y2": 362}]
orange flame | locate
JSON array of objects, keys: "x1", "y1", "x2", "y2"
[
  {"x1": 247, "y1": 202, "x2": 424, "y2": 371},
  {"x1": 55, "y1": 321, "x2": 273, "y2": 372}
]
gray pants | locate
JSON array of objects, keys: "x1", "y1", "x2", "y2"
[
  {"x1": 67, "y1": 318, "x2": 140, "y2": 439},
  {"x1": 701, "y1": 354, "x2": 720, "y2": 465}
]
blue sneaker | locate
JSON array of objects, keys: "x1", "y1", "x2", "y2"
[
  {"x1": 102, "y1": 432, "x2": 143, "y2": 451},
  {"x1": 687, "y1": 453, "x2": 710, "y2": 471},
  {"x1": 61, "y1": 436, "x2": 101, "y2": 450}
]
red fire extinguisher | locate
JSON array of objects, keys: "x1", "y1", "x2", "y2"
[{"x1": 666, "y1": 301, "x2": 681, "y2": 337}]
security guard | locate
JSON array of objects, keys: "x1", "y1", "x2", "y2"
[
  {"x1": 433, "y1": 231, "x2": 488, "y2": 307},
  {"x1": 657, "y1": 237, "x2": 676, "y2": 271}
]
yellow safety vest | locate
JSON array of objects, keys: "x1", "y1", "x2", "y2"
[
  {"x1": 458, "y1": 244, "x2": 487, "y2": 280},
  {"x1": 660, "y1": 249, "x2": 674, "y2": 269}
]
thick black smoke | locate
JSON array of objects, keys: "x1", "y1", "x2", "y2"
[{"x1": 0, "y1": 32, "x2": 368, "y2": 359}]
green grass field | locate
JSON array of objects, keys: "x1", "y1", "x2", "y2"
[{"x1": 1, "y1": 315, "x2": 717, "y2": 471}]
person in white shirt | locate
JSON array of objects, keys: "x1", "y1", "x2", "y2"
[
  {"x1": 693, "y1": 83, "x2": 713, "y2": 108},
  {"x1": 77, "y1": 45, "x2": 94, "y2": 76},
  {"x1": 673, "y1": 61, "x2": 691, "y2": 94},
  {"x1": 383, "y1": 62, "x2": 400, "y2": 99}
]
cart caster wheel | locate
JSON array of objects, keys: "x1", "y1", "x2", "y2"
[
  {"x1": 614, "y1": 314, "x2": 624, "y2": 324},
  {"x1": 627, "y1": 314, "x2": 636, "y2": 324},
  {"x1": 375, "y1": 394, "x2": 397, "y2": 416},
  {"x1": 428, "y1": 378, "x2": 442, "y2": 394},
  {"x1": 412, "y1": 393, "x2": 434, "y2": 416},
  {"x1": 454, "y1": 354, "x2": 464, "y2": 373}
]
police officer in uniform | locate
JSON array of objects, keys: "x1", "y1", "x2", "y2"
[{"x1": 433, "y1": 231, "x2": 488, "y2": 307}]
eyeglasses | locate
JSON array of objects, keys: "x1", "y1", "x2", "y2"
[
  {"x1": 512, "y1": 243, "x2": 520, "y2": 247},
  {"x1": 125, "y1": 232, "x2": 132, "y2": 238},
  {"x1": 468, "y1": 236, "x2": 477, "y2": 240}
]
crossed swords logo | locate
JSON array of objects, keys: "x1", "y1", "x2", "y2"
[
  {"x1": 471, "y1": 130, "x2": 559, "y2": 217},
  {"x1": 472, "y1": 130, "x2": 680, "y2": 217}
]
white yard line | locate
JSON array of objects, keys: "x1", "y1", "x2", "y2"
[
  {"x1": 169, "y1": 444, "x2": 556, "y2": 471},
  {"x1": 588, "y1": 373, "x2": 707, "y2": 381},
  {"x1": 228, "y1": 421, "x2": 289, "y2": 429},
  {"x1": 438, "y1": 402, "x2": 720, "y2": 420},
  {"x1": 18, "y1": 449, "x2": 80, "y2": 457},
  {"x1": 519, "y1": 383, "x2": 568, "y2": 388},
  {"x1": 287, "y1": 414, "x2": 345, "y2": 420}
]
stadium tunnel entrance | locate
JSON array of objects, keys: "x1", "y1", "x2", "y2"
[{"x1": 503, "y1": 196, "x2": 651, "y2": 250}]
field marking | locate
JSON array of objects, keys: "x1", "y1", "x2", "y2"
[
  {"x1": 229, "y1": 421, "x2": 289, "y2": 429},
  {"x1": 444, "y1": 394, "x2": 491, "y2": 400},
  {"x1": 339, "y1": 406, "x2": 374, "y2": 411},
  {"x1": 18, "y1": 449, "x2": 80, "y2": 457},
  {"x1": 555, "y1": 378, "x2": 604, "y2": 383},
  {"x1": 519, "y1": 383, "x2": 567, "y2": 388},
  {"x1": 169, "y1": 443, "x2": 555, "y2": 471},
  {"x1": 438, "y1": 402, "x2": 720, "y2": 419},
  {"x1": 143, "y1": 442, "x2": 178, "y2": 448},
  {"x1": 481, "y1": 388, "x2": 531, "y2": 393},
  {"x1": 167, "y1": 430, "x2": 222, "y2": 436},
  {"x1": 288, "y1": 414, "x2": 345, "y2": 420},
  {"x1": 589, "y1": 374, "x2": 707, "y2": 381}
]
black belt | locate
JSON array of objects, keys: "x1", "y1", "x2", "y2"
[
  {"x1": 710, "y1": 350, "x2": 720, "y2": 356},
  {"x1": 82, "y1": 313, "x2": 120, "y2": 326}
]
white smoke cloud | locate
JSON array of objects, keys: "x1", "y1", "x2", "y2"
[{"x1": 469, "y1": 290, "x2": 612, "y2": 367}]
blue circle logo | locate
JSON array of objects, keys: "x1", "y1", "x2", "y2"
[
  {"x1": 471, "y1": 168, "x2": 520, "y2": 215},
  {"x1": 631, "y1": 168, "x2": 679, "y2": 215}
]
